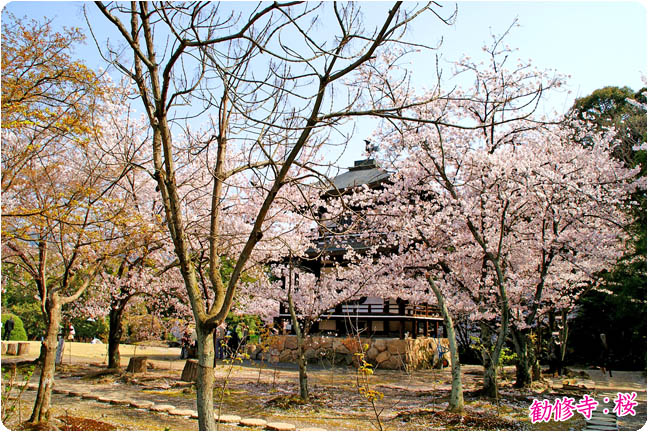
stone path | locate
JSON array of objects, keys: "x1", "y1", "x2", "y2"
[
  {"x1": 584, "y1": 392, "x2": 617, "y2": 431},
  {"x1": 20, "y1": 382, "x2": 308, "y2": 431}
]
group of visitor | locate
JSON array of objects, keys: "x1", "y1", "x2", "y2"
[{"x1": 179, "y1": 321, "x2": 250, "y2": 361}]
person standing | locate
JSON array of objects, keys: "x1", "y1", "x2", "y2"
[
  {"x1": 3, "y1": 318, "x2": 14, "y2": 340},
  {"x1": 600, "y1": 333, "x2": 613, "y2": 377},
  {"x1": 214, "y1": 322, "x2": 227, "y2": 361}
]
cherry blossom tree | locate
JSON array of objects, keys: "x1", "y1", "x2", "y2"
[
  {"x1": 238, "y1": 248, "x2": 400, "y2": 402},
  {"x1": 1, "y1": 76, "x2": 145, "y2": 423},
  {"x1": 358, "y1": 26, "x2": 639, "y2": 398}
]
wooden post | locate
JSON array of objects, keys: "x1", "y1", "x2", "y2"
[
  {"x1": 17, "y1": 342, "x2": 29, "y2": 355},
  {"x1": 181, "y1": 359, "x2": 199, "y2": 382},
  {"x1": 126, "y1": 356, "x2": 148, "y2": 373},
  {"x1": 6, "y1": 343, "x2": 17, "y2": 355},
  {"x1": 424, "y1": 320, "x2": 429, "y2": 337}
]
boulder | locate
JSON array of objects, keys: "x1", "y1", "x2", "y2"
[
  {"x1": 382, "y1": 355, "x2": 403, "y2": 370},
  {"x1": 269, "y1": 336, "x2": 285, "y2": 351},
  {"x1": 374, "y1": 339, "x2": 387, "y2": 352},
  {"x1": 375, "y1": 351, "x2": 391, "y2": 365},
  {"x1": 304, "y1": 349, "x2": 318, "y2": 360},
  {"x1": 387, "y1": 339, "x2": 407, "y2": 355},
  {"x1": 279, "y1": 350, "x2": 294, "y2": 363},
  {"x1": 366, "y1": 347, "x2": 379, "y2": 360},
  {"x1": 284, "y1": 336, "x2": 298, "y2": 350}
]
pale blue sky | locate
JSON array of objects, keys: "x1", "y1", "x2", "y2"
[{"x1": 2, "y1": 1, "x2": 646, "y2": 168}]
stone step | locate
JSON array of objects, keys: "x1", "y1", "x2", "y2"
[
  {"x1": 169, "y1": 408, "x2": 197, "y2": 417},
  {"x1": 266, "y1": 422, "x2": 297, "y2": 431},
  {"x1": 130, "y1": 400, "x2": 155, "y2": 409},
  {"x1": 150, "y1": 404, "x2": 176, "y2": 413},
  {"x1": 215, "y1": 414, "x2": 242, "y2": 423},
  {"x1": 239, "y1": 418, "x2": 268, "y2": 428}
]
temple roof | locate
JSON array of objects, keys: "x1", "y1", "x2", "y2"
[{"x1": 327, "y1": 159, "x2": 391, "y2": 194}]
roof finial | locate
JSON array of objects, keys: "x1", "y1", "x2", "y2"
[{"x1": 364, "y1": 139, "x2": 378, "y2": 155}]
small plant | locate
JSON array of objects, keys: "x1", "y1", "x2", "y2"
[
  {"x1": 1, "y1": 364, "x2": 35, "y2": 424},
  {"x1": 215, "y1": 337, "x2": 248, "y2": 431},
  {"x1": 354, "y1": 344, "x2": 384, "y2": 431}
]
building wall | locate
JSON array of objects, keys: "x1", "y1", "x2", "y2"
[{"x1": 245, "y1": 335, "x2": 450, "y2": 370}]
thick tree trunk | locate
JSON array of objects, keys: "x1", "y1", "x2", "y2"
[
  {"x1": 479, "y1": 322, "x2": 501, "y2": 398},
  {"x1": 29, "y1": 299, "x2": 61, "y2": 424},
  {"x1": 195, "y1": 326, "x2": 216, "y2": 431},
  {"x1": 482, "y1": 359, "x2": 498, "y2": 398},
  {"x1": 427, "y1": 277, "x2": 463, "y2": 413},
  {"x1": 108, "y1": 308, "x2": 124, "y2": 369},
  {"x1": 511, "y1": 328, "x2": 532, "y2": 388}
]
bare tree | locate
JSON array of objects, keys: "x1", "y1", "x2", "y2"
[{"x1": 90, "y1": 2, "x2": 453, "y2": 429}]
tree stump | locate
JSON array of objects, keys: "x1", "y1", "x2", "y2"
[
  {"x1": 126, "y1": 356, "x2": 148, "y2": 373},
  {"x1": 180, "y1": 359, "x2": 199, "y2": 382},
  {"x1": 17, "y1": 342, "x2": 29, "y2": 355},
  {"x1": 6, "y1": 343, "x2": 17, "y2": 355}
]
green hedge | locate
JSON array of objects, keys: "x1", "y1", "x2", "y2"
[{"x1": 1, "y1": 314, "x2": 27, "y2": 341}]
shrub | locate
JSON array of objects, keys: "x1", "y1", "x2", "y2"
[
  {"x1": 1, "y1": 314, "x2": 27, "y2": 341},
  {"x1": 9, "y1": 302, "x2": 45, "y2": 340}
]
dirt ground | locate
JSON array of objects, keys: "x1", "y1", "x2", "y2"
[{"x1": 2, "y1": 341, "x2": 646, "y2": 431}]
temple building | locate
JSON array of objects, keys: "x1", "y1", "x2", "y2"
[{"x1": 271, "y1": 158, "x2": 448, "y2": 370}]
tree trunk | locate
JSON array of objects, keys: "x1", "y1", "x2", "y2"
[
  {"x1": 288, "y1": 297, "x2": 309, "y2": 401},
  {"x1": 479, "y1": 322, "x2": 500, "y2": 398},
  {"x1": 29, "y1": 298, "x2": 61, "y2": 424},
  {"x1": 511, "y1": 328, "x2": 532, "y2": 388},
  {"x1": 482, "y1": 358, "x2": 498, "y2": 398},
  {"x1": 195, "y1": 325, "x2": 216, "y2": 431},
  {"x1": 297, "y1": 340, "x2": 309, "y2": 402},
  {"x1": 427, "y1": 277, "x2": 463, "y2": 413},
  {"x1": 108, "y1": 308, "x2": 124, "y2": 369}
]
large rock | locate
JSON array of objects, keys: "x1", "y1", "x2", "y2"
[
  {"x1": 387, "y1": 339, "x2": 407, "y2": 355},
  {"x1": 381, "y1": 355, "x2": 403, "y2": 370},
  {"x1": 375, "y1": 351, "x2": 391, "y2": 365},
  {"x1": 304, "y1": 349, "x2": 318, "y2": 360},
  {"x1": 333, "y1": 339, "x2": 350, "y2": 355},
  {"x1": 279, "y1": 350, "x2": 295, "y2": 363},
  {"x1": 284, "y1": 336, "x2": 298, "y2": 350},
  {"x1": 374, "y1": 339, "x2": 387, "y2": 352},
  {"x1": 366, "y1": 347, "x2": 379, "y2": 360},
  {"x1": 269, "y1": 336, "x2": 285, "y2": 351}
]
